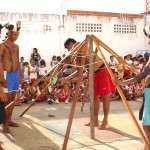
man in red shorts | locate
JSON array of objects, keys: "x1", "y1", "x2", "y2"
[{"x1": 63, "y1": 38, "x2": 115, "y2": 129}]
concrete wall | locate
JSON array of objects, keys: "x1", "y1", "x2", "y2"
[{"x1": 0, "y1": 12, "x2": 148, "y2": 71}]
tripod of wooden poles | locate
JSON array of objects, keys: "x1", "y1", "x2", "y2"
[{"x1": 5, "y1": 34, "x2": 150, "y2": 150}]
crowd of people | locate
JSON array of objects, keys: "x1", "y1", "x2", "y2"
[{"x1": 0, "y1": 21, "x2": 150, "y2": 150}]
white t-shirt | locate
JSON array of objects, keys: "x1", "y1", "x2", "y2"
[
  {"x1": 38, "y1": 67, "x2": 47, "y2": 76},
  {"x1": 29, "y1": 65, "x2": 37, "y2": 79},
  {"x1": 125, "y1": 60, "x2": 133, "y2": 70}
]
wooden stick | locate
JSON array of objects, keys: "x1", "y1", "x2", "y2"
[
  {"x1": 89, "y1": 36, "x2": 95, "y2": 139},
  {"x1": 5, "y1": 41, "x2": 85, "y2": 111},
  {"x1": 19, "y1": 82, "x2": 52, "y2": 117},
  {"x1": 81, "y1": 82, "x2": 89, "y2": 112},
  {"x1": 91, "y1": 34, "x2": 139, "y2": 75},
  {"x1": 62, "y1": 36, "x2": 89, "y2": 150},
  {"x1": 92, "y1": 37, "x2": 150, "y2": 150}
]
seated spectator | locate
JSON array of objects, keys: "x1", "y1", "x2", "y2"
[
  {"x1": 56, "y1": 83, "x2": 71, "y2": 104},
  {"x1": 135, "y1": 81, "x2": 144, "y2": 97},
  {"x1": 20, "y1": 82, "x2": 32, "y2": 103},
  {"x1": 36, "y1": 81, "x2": 51, "y2": 102}
]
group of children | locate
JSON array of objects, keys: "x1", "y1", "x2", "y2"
[
  {"x1": 109, "y1": 53, "x2": 146, "y2": 101},
  {"x1": 17, "y1": 52, "x2": 147, "y2": 106}
]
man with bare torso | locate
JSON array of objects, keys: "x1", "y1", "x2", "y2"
[
  {"x1": 0, "y1": 23, "x2": 9, "y2": 150},
  {"x1": 115, "y1": 26, "x2": 150, "y2": 149},
  {"x1": 0, "y1": 21, "x2": 21, "y2": 132},
  {"x1": 61, "y1": 38, "x2": 115, "y2": 129}
]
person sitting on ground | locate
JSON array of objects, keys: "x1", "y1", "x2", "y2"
[
  {"x1": 20, "y1": 82, "x2": 32, "y2": 103},
  {"x1": 56, "y1": 83, "x2": 71, "y2": 104}
]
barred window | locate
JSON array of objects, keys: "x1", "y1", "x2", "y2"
[
  {"x1": 76, "y1": 23, "x2": 102, "y2": 32},
  {"x1": 43, "y1": 25, "x2": 51, "y2": 32},
  {"x1": 114, "y1": 24, "x2": 136, "y2": 33}
]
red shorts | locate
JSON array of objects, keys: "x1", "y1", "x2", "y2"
[
  {"x1": 111, "y1": 69, "x2": 115, "y2": 73},
  {"x1": 124, "y1": 70, "x2": 130, "y2": 77},
  {"x1": 94, "y1": 67, "x2": 116, "y2": 97},
  {"x1": 59, "y1": 96, "x2": 68, "y2": 102},
  {"x1": 30, "y1": 78, "x2": 36, "y2": 84}
]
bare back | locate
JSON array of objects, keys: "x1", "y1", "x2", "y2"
[{"x1": 1, "y1": 42, "x2": 19, "y2": 72}]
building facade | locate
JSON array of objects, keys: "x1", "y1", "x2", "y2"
[{"x1": 0, "y1": 11, "x2": 148, "y2": 70}]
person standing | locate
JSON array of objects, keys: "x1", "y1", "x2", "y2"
[
  {"x1": 0, "y1": 21, "x2": 21, "y2": 132},
  {"x1": 31, "y1": 48, "x2": 41, "y2": 67},
  {"x1": 62, "y1": 38, "x2": 115, "y2": 129},
  {"x1": 115, "y1": 26, "x2": 150, "y2": 149},
  {"x1": 0, "y1": 23, "x2": 9, "y2": 150}
]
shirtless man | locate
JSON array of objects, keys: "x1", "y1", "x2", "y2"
[
  {"x1": 61, "y1": 38, "x2": 115, "y2": 129},
  {"x1": 115, "y1": 26, "x2": 150, "y2": 149},
  {"x1": 0, "y1": 21, "x2": 21, "y2": 132},
  {"x1": 0, "y1": 23, "x2": 9, "y2": 150}
]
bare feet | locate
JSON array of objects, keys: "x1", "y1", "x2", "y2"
[
  {"x1": 8, "y1": 122, "x2": 19, "y2": 127},
  {"x1": 98, "y1": 120, "x2": 108, "y2": 130},
  {"x1": 2, "y1": 125, "x2": 11, "y2": 133},
  {"x1": 0, "y1": 145, "x2": 5, "y2": 150},
  {"x1": 84, "y1": 122, "x2": 99, "y2": 127}
]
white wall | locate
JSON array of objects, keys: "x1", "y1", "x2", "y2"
[
  {"x1": 0, "y1": 0, "x2": 145, "y2": 14},
  {"x1": 0, "y1": 13, "x2": 148, "y2": 71}
]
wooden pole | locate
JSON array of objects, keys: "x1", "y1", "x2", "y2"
[
  {"x1": 5, "y1": 41, "x2": 85, "y2": 111},
  {"x1": 88, "y1": 36, "x2": 95, "y2": 139},
  {"x1": 91, "y1": 34, "x2": 139, "y2": 75},
  {"x1": 81, "y1": 82, "x2": 89, "y2": 112},
  {"x1": 62, "y1": 36, "x2": 89, "y2": 150},
  {"x1": 92, "y1": 37, "x2": 150, "y2": 150}
]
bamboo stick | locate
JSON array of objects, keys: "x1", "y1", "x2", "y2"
[
  {"x1": 91, "y1": 34, "x2": 139, "y2": 75},
  {"x1": 5, "y1": 41, "x2": 85, "y2": 111},
  {"x1": 19, "y1": 82, "x2": 52, "y2": 117},
  {"x1": 89, "y1": 36, "x2": 95, "y2": 139},
  {"x1": 62, "y1": 36, "x2": 89, "y2": 150},
  {"x1": 92, "y1": 37, "x2": 150, "y2": 150}
]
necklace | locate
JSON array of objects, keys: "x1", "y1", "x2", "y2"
[{"x1": 5, "y1": 41, "x2": 16, "y2": 48}]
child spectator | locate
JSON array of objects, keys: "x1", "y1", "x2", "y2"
[
  {"x1": 109, "y1": 55, "x2": 117, "y2": 73},
  {"x1": 23, "y1": 62, "x2": 29, "y2": 82},
  {"x1": 28, "y1": 59, "x2": 38, "y2": 83},
  {"x1": 124, "y1": 54, "x2": 133, "y2": 77},
  {"x1": 48, "y1": 81, "x2": 61, "y2": 103},
  {"x1": 56, "y1": 83, "x2": 71, "y2": 104},
  {"x1": 135, "y1": 81, "x2": 144, "y2": 97},
  {"x1": 20, "y1": 57, "x2": 24, "y2": 79},
  {"x1": 36, "y1": 81, "x2": 51, "y2": 102},
  {"x1": 50, "y1": 55, "x2": 57, "y2": 67},
  {"x1": 38, "y1": 59, "x2": 47, "y2": 78},
  {"x1": 136, "y1": 57, "x2": 145, "y2": 73},
  {"x1": 20, "y1": 82, "x2": 32, "y2": 103}
]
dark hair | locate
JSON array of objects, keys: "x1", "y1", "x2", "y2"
[
  {"x1": 110, "y1": 55, "x2": 114, "y2": 59},
  {"x1": 33, "y1": 48, "x2": 38, "y2": 53},
  {"x1": 40, "y1": 59, "x2": 46, "y2": 67},
  {"x1": 38, "y1": 81, "x2": 45, "y2": 87},
  {"x1": 64, "y1": 38, "x2": 76, "y2": 48},
  {"x1": 0, "y1": 24, "x2": 3, "y2": 31},
  {"x1": 23, "y1": 62, "x2": 29, "y2": 66},
  {"x1": 138, "y1": 57, "x2": 145, "y2": 63},
  {"x1": 22, "y1": 82, "x2": 28, "y2": 88},
  {"x1": 57, "y1": 56, "x2": 62, "y2": 62}
]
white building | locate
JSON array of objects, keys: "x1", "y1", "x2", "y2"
[{"x1": 0, "y1": 0, "x2": 149, "y2": 71}]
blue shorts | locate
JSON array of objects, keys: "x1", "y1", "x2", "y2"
[
  {"x1": 142, "y1": 88, "x2": 150, "y2": 125},
  {"x1": 5, "y1": 71, "x2": 19, "y2": 92}
]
